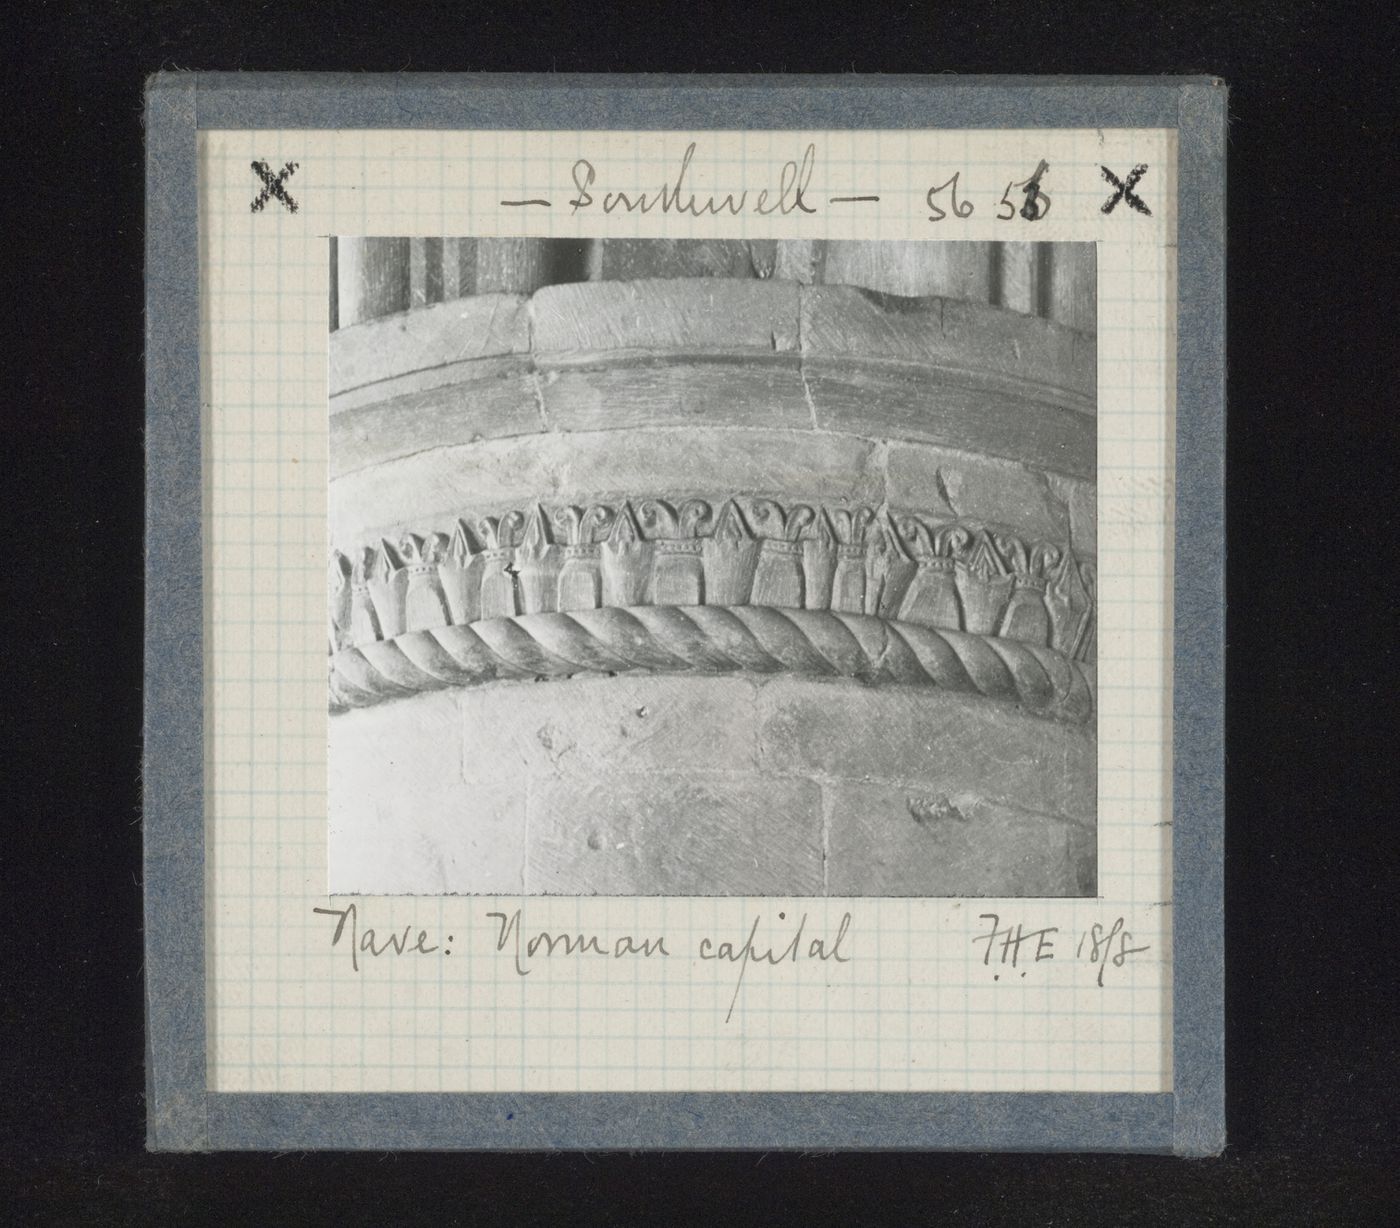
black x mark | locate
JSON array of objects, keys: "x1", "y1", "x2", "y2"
[
  {"x1": 1100, "y1": 164, "x2": 1151, "y2": 216},
  {"x1": 251, "y1": 160, "x2": 300, "y2": 214}
]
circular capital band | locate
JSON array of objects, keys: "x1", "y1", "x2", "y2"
[{"x1": 329, "y1": 604, "x2": 1094, "y2": 724}]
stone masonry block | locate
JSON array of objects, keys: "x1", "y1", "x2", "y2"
[
  {"x1": 804, "y1": 365, "x2": 1096, "y2": 481},
  {"x1": 586, "y1": 238, "x2": 776, "y2": 282},
  {"x1": 536, "y1": 360, "x2": 810, "y2": 434},
  {"x1": 461, "y1": 674, "x2": 761, "y2": 783},
  {"x1": 526, "y1": 773, "x2": 823, "y2": 896},
  {"x1": 824, "y1": 781, "x2": 1095, "y2": 897},
  {"x1": 329, "y1": 690, "x2": 463, "y2": 800},
  {"x1": 940, "y1": 296, "x2": 1092, "y2": 406},
  {"x1": 756, "y1": 677, "x2": 1096, "y2": 822},
  {"x1": 329, "y1": 363, "x2": 543, "y2": 477},
  {"x1": 328, "y1": 777, "x2": 525, "y2": 895},
  {"x1": 329, "y1": 294, "x2": 530, "y2": 396},
  {"x1": 531, "y1": 279, "x2": 800, "y2": 355},
  {"x1": 330, "y1": 429, "x2": 884, "y2": 545},
  {"x1": 800, "y1": 284, "x2": 1093, "y2": 409},
  {"x1": 1047, "y1": 473, "x2": 1097, "y2": 558},
  {"x1": 821, "y1": 241, "x2": 995, "y2": 302},
  {"x1": 885, "y1": 443, "x2": 1074, "y2": 543}
]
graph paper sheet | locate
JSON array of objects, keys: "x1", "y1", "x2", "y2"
[{"x1": 201, "y1": 128, "x2": 1176, "y2": 1095}]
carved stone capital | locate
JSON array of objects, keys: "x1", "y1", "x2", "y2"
[{"x1": 329, "y1": 494, "x2": 1097, "y2": 718}]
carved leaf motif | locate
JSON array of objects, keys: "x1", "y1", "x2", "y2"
[
  {"x1": 897, "y1": 515, "x2": 935, "y2": 558},
  {"x1": 935, "y1": 525, "x2": 971, "y2": 558},
  {"x1": 713, "y1": 499, "x2": 753, "y2": 545},
  {"x1": 1031, "y1": 543, "x2": 1062, "y2": 580},
  {"x1": 1046, "y1": 553, "x2": 1091, "y2": 656},
  {"x1": 327, "y1": 551, "x2": 353, "y2": 649},
  {"x1": 552, "y1": 505, "x2": 584, "y2": 545},
  {"x1": 994, "y1": 533, "x2": 1030, "y2": 575},
  {"x1": 351, "y1": 545, "x2": 377, "y2": 587},
  {"x1": 449, "y1": 519, "x2": 476, "y2": 564},
  {"x1": 1074, "y1": 560, "x2": 1097, "y2": 663},
  {"x1": 678, "y1": 499, "x2": 713, "y2": 538},
  {"x1": 828, "y1": 506, "x2": 875, "y2": 546},
  {"x1": 784, "y1": 504, "x2": 816, "y2": 541},
  {"x1": 962, "y1": 531, "x2": 1006, "y2": 580},
  {"x1": 326, "y1": 498, "x2": 1093, "y2": 659},
  {"x1": 375, "y1": 539, "x2": 405, "y2": 583},
  {"x1": 581, "y1": 504, "x2": 616, "y2": 544},
  {"x1": 870, "y1": 511, "x2": 914, "y2": 563},
  {"x1": 514, "y1": 509, "x2": 561, "y2": 614},
  {"x1": 399, "y1": 532, "x2": 447, "y2": 567},
  {"x1": 518, "y1": 505, "x2": 552, "y2": 556},
  {"x1": 601, "y1": 502, "x2": 649, "y2": 607},
  {"x1": 328, "y1": 550, "x2": 352, "y2": 588},
  {"x1": 476, "y1": 510, "x2": 526, "y2": 551},
  {"x1": 746, "y1": 497, "x2": 786, "y2": 539},
  {"x1": 1079, "y1": 559, "x2": 1097, "y2": 598},
  {"x1": 637, "y1": 498, "x2": 680, "y2": 538},
  {"x1": 607, "y1": 501, "x2": 643, "y2": 547},
  {"x1": 865, "y1": 512, "x2": 917, "y2": 618}
]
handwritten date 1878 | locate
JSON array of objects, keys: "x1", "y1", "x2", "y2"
[{"x1": 974, "y1": 913, "x2": 1151, "y2": 986}]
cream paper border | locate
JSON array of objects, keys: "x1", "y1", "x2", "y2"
[{"x1": 200, "y1": 128, "x2": 1175, "y2": 1093}]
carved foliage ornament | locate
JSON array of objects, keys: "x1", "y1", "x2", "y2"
[{"x1": 329, "y1": 496, "x2": 1095, "y2": 671}]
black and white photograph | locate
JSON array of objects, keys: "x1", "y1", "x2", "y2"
[{"x1": 326, "y1": 237, "x2": 1098, "y2": 897}]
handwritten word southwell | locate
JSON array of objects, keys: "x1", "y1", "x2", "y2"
[{"x1": 570, "y1": 142, "x2": 817, "y2": 217}]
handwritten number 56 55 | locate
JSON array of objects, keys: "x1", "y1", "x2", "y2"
[
  {"x1": 999, "y1": 160, "x2": 1052, "y2": 222},
  {"x1": 926, "y1": 172, "x2": 973, "y2": 221}
]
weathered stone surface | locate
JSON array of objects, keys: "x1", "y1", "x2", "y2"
[
  {"x1": 329, "y1": 294, "x2": 530, "y2": 395},
  {"x1": 824, "y1": 782, "x2": 1095, "y2": 897},
  {"x1": 531, "y1": 279, "x2": 799, "y2": 355},
  {"x1": 757, "y1": 677, "x2": 1096, "y2": 821},
  {"x1": 326, "y1": 673, "x2": 1095, "y2": 896},
  {"x1": 801, "y1": 284, "x2": 1093, "y2": 410},
  {"x1": 526, "y1": 773, "x2": 823, "y2": 895},
  {"x1": 585, "y1": 238, "x2": 774, "y2": 283},
  {"x1": 331, "y1": 608, "x2": 1095, "y2": 726},
  {"x1": 940, "y1": 296, "x2": 1093, "y2": 407},
  {"x1": 1048, "y1": 473, "x2": 1097, "y2": 557},
  {"x1": 326, "y1": 248, "x2": 1098, "y2": 898},
  {"x1": 774, "y1": 238, "x2": 824, "y2": 284},
  {"x1": 330, "y1": 429, "x2": 884, "y2": 545},
  {"x1": 1045, "y1": 243, "x2": 1097, "y2": 333},
  {"x1": 328, "y1": 778, "x2": 525, "y2": 895},
  {"x1": 335, "y1": 237, "x2": 410, "y2": 329},
  {"x1": 329, "y1": 362, "x2": 542, "y2": 476},
  {"x1": 801, "y1": 284, "x2": 945, "y2": 364},
  {"x1": 536, "y1": 361, "x2": 810, "y2": 434},
  {"x1": 460, "y1": 675, "x2": 762, "y2": 783},
  {"x1": 475, "y1": 238, "x2": 586, "y2": 296},
  {"x1": 334, "y1": 238, "x2": 1099, "y2": 330},
  {"x1": 328, "y1": 690, "x2": 463, "y2": 797},
  {"x1": 997, "y1": 242, "x2": 1041, "y2": 317},
  {"x1": 805, "y1": 365, "x2": 1095, "y2": 480},
  {"x1": 823, "y1": 241, "x2": 995, "y2": 301},
  {"x1": 885, "y1": 443, "x2": 1073, "y2": 542}
]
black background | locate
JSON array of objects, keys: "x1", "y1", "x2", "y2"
[{"x1": 9, "y1": 1, "x2": 1397, "y2": 1222}]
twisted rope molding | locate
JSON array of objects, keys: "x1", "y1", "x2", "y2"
[{"x1": 328, "y1": 604, "x2": 1094, "y2": 725}]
